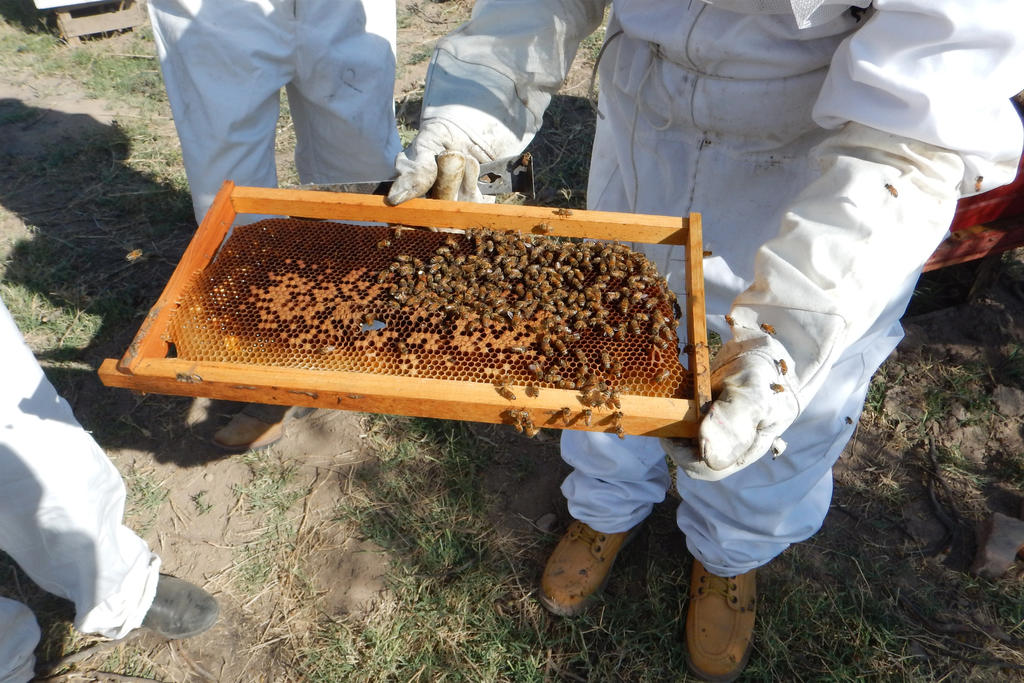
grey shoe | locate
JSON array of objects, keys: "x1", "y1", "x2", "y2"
[{"x1": 141, "y1": 575, "x2": 219, "y2": 638}]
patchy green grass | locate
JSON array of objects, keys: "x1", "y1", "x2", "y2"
[{"x1": 231, "y1": 451, "x2": 310, "y2": 591}]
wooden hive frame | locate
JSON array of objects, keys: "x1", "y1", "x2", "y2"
[{"x1": 98, "y1": 181, "x2": 711, "y2": 438}]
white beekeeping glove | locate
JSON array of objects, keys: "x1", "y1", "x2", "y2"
[
  {"x1": 666, "y1": 122, "x2": 966, "y2": 481},
  {"x1": 663, "y1": 332, "x2": 797, "y2": 482},
  {"x1": 387, "y1": 120, "x2": 497, "y2": 205},
  {"x1": 386, "y1": 0, "x2": 607, "y2": 206}
]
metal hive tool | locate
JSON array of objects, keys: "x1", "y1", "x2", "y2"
[{"x1": 99, "y1": 182, "x2": 711, "y2": 438}]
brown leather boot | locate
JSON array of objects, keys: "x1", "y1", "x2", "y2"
[
  {"x1": 538, "y1": 520, "x2": 640, "y2": 617},
  {"x1": 212, "y1": 404, "x2": 294, "y2": 451},
  {"x1": 686, "y1": 560, "x2": 756, "y2": 682}
]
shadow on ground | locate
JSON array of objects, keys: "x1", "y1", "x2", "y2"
[{"x1": 0, "y1": 98, "x2": 236, "y2": 466}]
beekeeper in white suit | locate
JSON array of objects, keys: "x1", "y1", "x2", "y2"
[
  {"x1": 147, "y1": 0, "x2": 403, "y2": 450},
  {"x1": 386, "y1": 0, "x2": 1024, "y2": 679},
  {"x1": 0, "y1": 300, "x2": 218, "y2": 683}
]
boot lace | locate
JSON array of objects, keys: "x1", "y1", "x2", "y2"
[
  {"x1": 698, "y1": 573, "x2": 739, "y2": 603},
  {"x1": 568, "y1": 522, "x2": 608, "y2": 556}
]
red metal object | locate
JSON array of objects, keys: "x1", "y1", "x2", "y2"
[{"x1": 924, "y1": 156, "x2": 1024, "y2": 271}]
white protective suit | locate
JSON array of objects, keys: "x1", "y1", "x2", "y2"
[
  {"x1": 147, "y1": 0, "x2": 403, "y2": 223},
  {"x1": 0, "y1": 301, "x2": 160, "y2": 683},
  {"x1": 398, "y1": 0, "x2": 1024, "y2": 575}
]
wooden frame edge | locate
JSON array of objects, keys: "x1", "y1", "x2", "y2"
[
  {"x1": 118, "y1": 180, "x2": 238, "y2": 373},
  {"x1": 685, "y1": 212, "x2": 712, "y2": 412},
  {"x1": 98, "y1": 358, "x2": 699, "y2": 438}
]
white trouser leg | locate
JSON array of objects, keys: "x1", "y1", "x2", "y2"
[
  {"x1": 147, "y1": 0, "x2": 289, "y2": 223},
  {"x1": 288, "y1": 0, "x2": 401, "y2": 185},
  {"x1": 675, "y1": 293, "x2": 911, "y2": 575},
  {"x1": 560, "y1": 431, "x2": 671, "y2": 534},
  {"x1": 148, "y1": 0, "x2": 400, "y2": 223},
  {"x1": 0, "y1": 302, "x2": 160, "y2": 640},
  {"x1": 0, "y1": 599, "x2": 39, "y2": 683}
]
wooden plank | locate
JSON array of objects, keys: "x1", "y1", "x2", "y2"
[
  {"x1": 98, "y1": 358, "x2": 700, "y2": 438},
  {"x1": 55, "y1": 0, "x2": 144, "y2": 40},
  {"x1": 118, "y1": 181, "x2": 237, "y2": 372},
  {"x1": 229, "y1": 186, "x2": 691, "y2": 245},
  {"x1": 685, "y1": 212, "x2": 712, "y2": 412}
]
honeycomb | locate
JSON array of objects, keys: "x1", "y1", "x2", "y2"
[{"x1": 166, "y1": 218, "x2": 693, "y2": 411}]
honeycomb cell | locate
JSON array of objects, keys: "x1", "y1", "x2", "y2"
[{"x1": 165, "y1": 219, "x2": 693, "y2": 402}]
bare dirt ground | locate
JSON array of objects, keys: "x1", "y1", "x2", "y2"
[{"x1": 2, "y1": 2, "x2": 1024, "y2": 681}]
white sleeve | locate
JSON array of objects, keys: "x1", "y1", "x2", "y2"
[
  {"x1": 813, "y1": 0, "x2": 1024, "y2": 196},
  {"x1": 727, "y1": 123, "x2": 965, "y2": 412},
  {"x1": 420, "y1": 0, "x2": 609, "y2": 159}
]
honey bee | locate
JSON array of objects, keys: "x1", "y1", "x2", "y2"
[
  {"x1": 509, "y1": 346, "x2": 528, "y2": 354},
  {"x1": 524, "y1": 423, "x2": 541, "y2": 438},
  {"x1": 396, "y1": 341, "x2": 409, "y2": 354},
  {"x1": 362, "y1": 313, "x2": 375, "y2": 326},
  {"x1": 445, "y1": 235, "x2": 460, "y2": 248},
  {"x1": 539, "y1": 336, "x2": 554, "y2": 356},
  {"x1": 760, "y1": 323, "x2": 776, "y2": 335},
  {"x1": 653, "y1": 368, "x2": 671, "y2": 383},
  {"x1": 884, "y1": 183, "x2": 898, "y2": 198},
  {"x1": 317, "y1": 345, "x2": 337, "y2": 355},
  {"x1": 554, "y1": 208, "x2": 573, "y2": 217},
  {"x1": 600, "y1": 351, "x2": 612, "y2": 371},
  {"x1": 975, "y1": 175, "x2": 984, "y2": 192},
  {"x1": 844, "y1": 416, "x2": 853, "y2": 425},
  {"x1": 776, "y1": 358, "x2": 788, "y2": 375},
  {"x1": 396, "y1": 254, "x2": 412, "y2": 262},
  {"x1": 558, "y1": 406, "x2": 572, "y2": 424},
  {"x1": 377, "y1": 239, "x2": 392, "y2": 249},
  {"x1": 614, "y1": 425, "x2": 626, "y2": 440},
  {"x1": 770, "y1": 383, "x2": 785, "y2": 393},
  {"x1": 525, "y1": 385, "x2": 539, "y2": 398},
  {"x1": 702, "y1": 250, "x2": 713, "y2": 257},
  {"x1": 552, "y1": 338, "x2": 567, "y2": 353},
  {"x1": 535, "y1": 223, "x2": 552, "y2": 234},
  {"x1": 724, "y1": 315, "x2": 735, "y2": 327},
  {"x1": 125, "y1": 248, "x2": 143, "y2": 262},
  {"x1": 582, "y1": 409, "x2": 593, "y2": 426}
]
